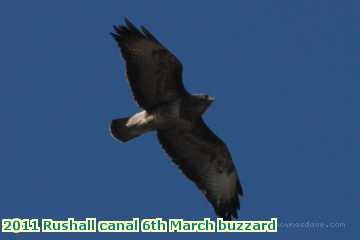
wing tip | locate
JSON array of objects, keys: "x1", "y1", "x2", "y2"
[
  {"x1": 140, "y1": 25, "x2": 161, "y2": 44},
  {"x1": 111, "y1": 18, "x2": 163, "y2": 46},
  {"x1": 124, "y1": 17, "x2": 133, "y2": 27},
  {"x1": 216, "y1": 198, "x2": 241, "y2": 220},
  {"x1": 215, "y1": 180, "x2": 243, "y2": 220},
  {"x1": 111, "y1": 18, "x2": 143, "y2": 41}
]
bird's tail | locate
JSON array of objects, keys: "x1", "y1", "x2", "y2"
[
  {"x1": 110, "y1": 117, "x2": 141, "y2": 142},
  {"x1": 110, "y1": 112, "x2": 153, "y2": 143}
]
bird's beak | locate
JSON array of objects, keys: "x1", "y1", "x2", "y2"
[{"x1": 208, "y1": 96, "x2": 215, "y2": 101}]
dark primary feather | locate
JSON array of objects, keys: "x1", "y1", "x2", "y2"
[
  {"x1": 157, "y1": 119, "x2": 243, "y2": 220},
  {"x1": 111, "y1": 18, "x2": 188, "y2": 110}
]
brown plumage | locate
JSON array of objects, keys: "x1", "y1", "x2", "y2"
[
  {"x1": 110, "y1": 18, "x2": 243, "y2": 219},
  {"x1": 111, "y1": 19, "x2": 188, "y2": 110}
]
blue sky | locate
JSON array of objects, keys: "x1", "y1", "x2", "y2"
[{"x1": 0, "y1": 0, "x2": 358, "y2": 239}]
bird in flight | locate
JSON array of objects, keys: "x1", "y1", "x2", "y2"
[{"x1": 110, "y1": 18, "x2": 243, "y2": 220}]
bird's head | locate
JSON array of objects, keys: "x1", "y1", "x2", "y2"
[
  {"x1": 190, "y1": 94, "x2": 215, "y2": 115},
  {"x1": 197, "y1": 94, "x2": 215, "y2": 103}
]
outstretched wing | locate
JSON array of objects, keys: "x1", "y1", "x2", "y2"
[
  {"x1": 111, "y1": 18, "x2": 188, "y2": 110},
  {"x1": 157, "y1": 119, "x2": 243, "y2": 219}
]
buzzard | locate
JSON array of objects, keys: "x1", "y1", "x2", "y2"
[{"x1": 110, "y1": 19, "x2": 243, "y2": 220}]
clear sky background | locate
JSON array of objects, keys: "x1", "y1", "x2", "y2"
[{"x1": 0, "y1": 1, "x2": 358, "y2": 239}]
